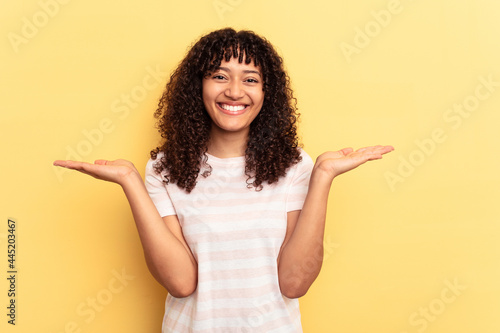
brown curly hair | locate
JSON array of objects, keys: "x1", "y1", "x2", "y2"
[{"x1": 150, "y1": 28, "x2": 302, "y2": 193}]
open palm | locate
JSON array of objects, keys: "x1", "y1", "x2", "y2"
[
  {"x1": 53, "y1": 159, "x2": 140, "y2": 185},
  {"x1": 315, "y1": 145, "x2": 394, "y2": 179}
]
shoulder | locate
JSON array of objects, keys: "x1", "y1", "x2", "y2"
[
  {"x1": 283, "y1": 148, "x2": 313, "y2": 183},
  {"x1": 291, "y1": 148, "x2": 313, "y2": 174},
  {"x1": 145, "y1": 151, "x2": 165, "y2": 177},
  {"x1": 298, "y1": 148, "x2": 314, "y2": 167}
]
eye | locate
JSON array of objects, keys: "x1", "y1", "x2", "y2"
[
  {"x1": 245, "y1": 78, "x2": 259, "y2": 83},
  {"x1": 212, "y1": 74, "x2": 226, "y2": 80}
]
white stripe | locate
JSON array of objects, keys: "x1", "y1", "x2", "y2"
[
  {"x1": 193, "y1": 238, "x2": 282, "y2": 253},
  {"x1": 182, "y1": 219, "x2": 283, "y2": 236},
  {"x1": 198, "y1": 256, "x2": 277, "y2": 273},
  {"x1": 197, "y1": 274, "x2": 278, "y2": 290},
  {"x1": 165, "y1": 305, "x2": 295, "y2": 331},
  {"x1": 186, "y1": 291, "x2": 285, "y2": 310},
  {"x1": 178, "y1": 201, "x2": 287, "y2": 217}
]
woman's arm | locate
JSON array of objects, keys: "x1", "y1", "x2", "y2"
[
  {"x1": 277, "y1": 145, "x2": 394, "y2": 298},
  {"x1": 53, "y1": 159, "x2": 197, "y2": 297}
]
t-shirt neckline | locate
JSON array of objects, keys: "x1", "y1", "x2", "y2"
[{"x1": 206, "y1": 153, "x2": 246, "y2": 166}]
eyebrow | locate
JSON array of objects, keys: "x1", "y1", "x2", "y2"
[{"x1": 217, "y1": 66, "x2": 262, "y2": 77}]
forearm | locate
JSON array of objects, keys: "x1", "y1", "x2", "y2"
[
  {"x1": 120, "y1": 173, "x2": 197, "y2": 297},
  {"x1": 278, "y1": 168, "x2": 332, "y2": 298}
]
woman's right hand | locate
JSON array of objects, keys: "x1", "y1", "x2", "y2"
[{"x1": 53, "y1": 159, "x2": 141, "y2": 186}]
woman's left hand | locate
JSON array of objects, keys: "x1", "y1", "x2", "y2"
[{"x1": 314, "y1": 145, "x2": 394, "y2": 180}]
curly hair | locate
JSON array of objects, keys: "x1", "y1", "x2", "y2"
[{"x1": 150, "y1": 28, "x2": 302, "y2": 193}]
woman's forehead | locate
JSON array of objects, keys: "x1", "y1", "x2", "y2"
[{"x1": 216, "y1": 57, "x2": 261, "y2": 72}]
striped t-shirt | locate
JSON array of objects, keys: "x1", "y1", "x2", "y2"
[{"x1": 145, "y1": 149, "x2": 314, "y2": 332}]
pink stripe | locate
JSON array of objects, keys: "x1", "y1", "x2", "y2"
[
  {"x1": 174, "y1": 191, "x2": 287, "y2": 207},
  {"x1": 199, "y1": 265, "x2": 277, "y2": 282},
  {"x1": 287, "y1": 191, "x2": 308, "y2": 202},
  {"x1": 186, "y1": 228, "x2": 283, "y2": 244},
  {"x1": 196, "y1": 283, "x2": 279, "y2": 302},
  {"x1": 197, "y1": 246, "x2": 278, "y2": 263},
  {"x1": 164, "y1": 299, "x2": 298, "y2": 333},
  {"x1": 163, "y1": 296, "x2": 192, "y2": 331},
  {"x1": 181, "y1": 211, "x2": 284, "y2": 227},
  {"x1": 192, "y1": 304, "x2": 287, "y2": 322},
  {"x1": 163, "y1": 312, "x2": 191, "y2": 332}
]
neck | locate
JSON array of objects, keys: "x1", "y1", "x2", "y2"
[{"x1": 207, "y1": 126, "x2": 248, "y2": 158}]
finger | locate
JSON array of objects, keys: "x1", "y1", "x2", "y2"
[
  {"x1": 358, "y1": 145, "x2": 393, "y2": 154},
  {"x1": 53, "y1": 160, "x2": 86, "y2": 168},
  {"x1": 361, "y1": 146, "x2": 394, "y2": 161},
  {"x1": 53, "y1": 160, "x2": 65, "y2": 167},
  {"x1": 340, "y1": 147, "x2": 353, "y2": 156},
  {"x1": 53, "y1": 160, "x2": 95, "y2": 173},
  {"x1": 94, "y1": 159, "x2": 108, "y2": 165},
  {"x1": 356, "y1": 145, "x2": 382, "y2": 152},
  {"x1": 374, "y1": 145, "x2": 394, "y2": 155},
  {"x1": 382, "y1": 145, "x2": 395, "y2": 153},
  {"x1": 365, "y1": 154, "x2": 384, "y2": 161}
]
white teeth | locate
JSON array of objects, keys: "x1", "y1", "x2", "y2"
[{"x1": 220, "y1": 104, "x2": 246, "y2": 112}]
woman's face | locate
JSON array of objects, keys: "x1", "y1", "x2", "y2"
[{"x1": 202, "y1": 57, "x2": 264, "y2": 137}]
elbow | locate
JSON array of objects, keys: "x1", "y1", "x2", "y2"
[
  {"x1": 146, "y1": 261, "x2": 198, "y2": 298},
  {"x1": 279, "y1": 265, "x2": 322, "y2": 299},
  {"x1": 279, "y1": 278, "x2": 310, "y2": 299},
  {"x1": 165, "y1": 275, "x2": 197, "y2": 298},
  {"x1": 153, "y1": 271, "x2": 197, "y2": 298},
  {"x1": 282, "y1": 288, "x2": 308, "y2": 299},
  {"x1": 168, "y1": 283, "x2": 197, "y2": 298}
]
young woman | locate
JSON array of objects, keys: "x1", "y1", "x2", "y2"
[{"x1": 54, "y1": 28, "x2": 393, "y2": 332}]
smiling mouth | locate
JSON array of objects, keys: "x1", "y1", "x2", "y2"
[{"x1": 217, "y1": 103, "x2": 249, "y2": 114}]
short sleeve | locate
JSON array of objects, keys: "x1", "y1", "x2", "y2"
[
  {"x1": 144, "y1": 157, "x2": 177, "y2": 217},
  {"x1": 286, "y1": 149, "x2": 314, "y2": 212}
]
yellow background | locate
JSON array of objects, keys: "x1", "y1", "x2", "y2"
[{"x1": 1, "y1": 0, "x2": 499, "y2": 332}]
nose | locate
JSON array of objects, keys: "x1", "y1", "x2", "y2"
[{"x1": 224, "y1": 80, "x2": 244, "y2": 99}]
